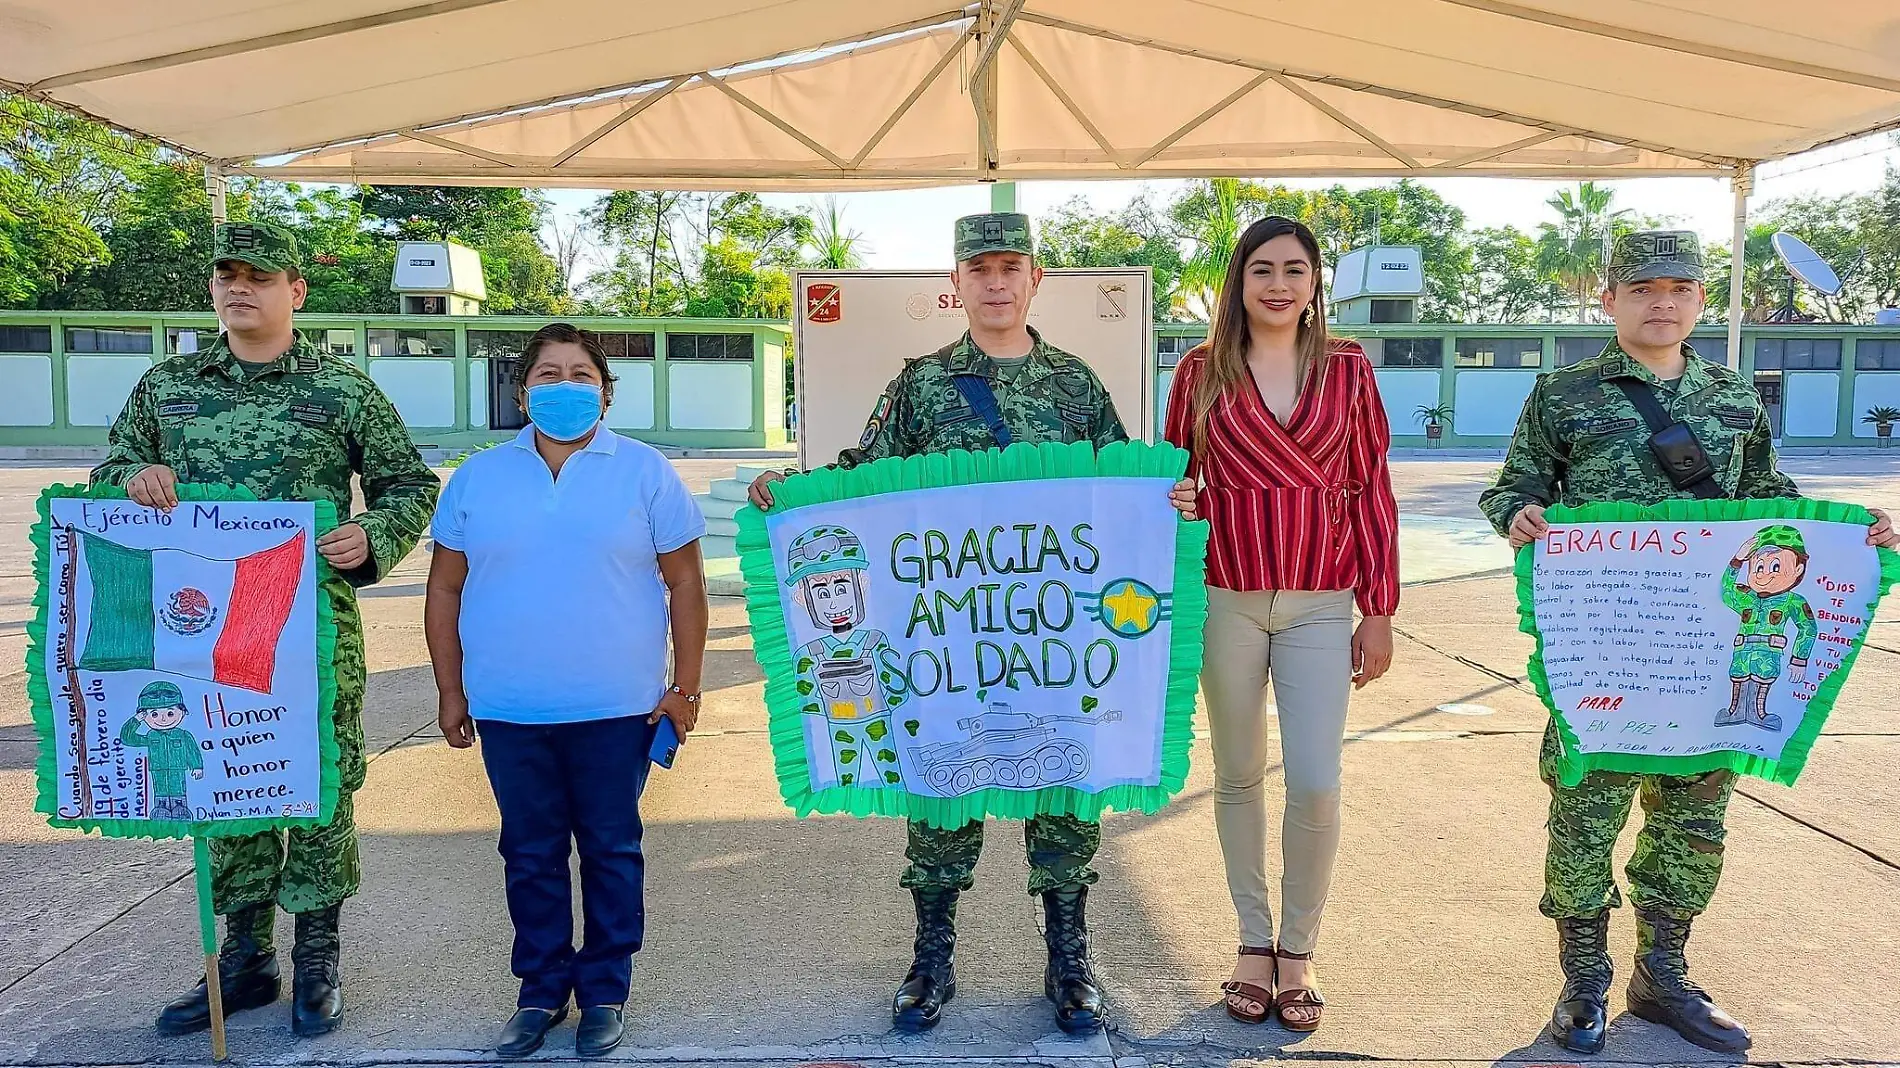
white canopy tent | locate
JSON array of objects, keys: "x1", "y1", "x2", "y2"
[{"x1": 8, "y1": 1, "x2": 1900, "y2": 360}]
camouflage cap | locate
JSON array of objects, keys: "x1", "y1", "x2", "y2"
[
  {"x1": 1750, "y1": 524, "x2": 1808, "y2": 558},
  {"x1": 1608, "y1": 229, "x2": 1704, "y2": 284},
  {"x1": 211, "y1": 221, "x2": 302, "y2": 273},
  {"x1": 138, "y1": 680, "x2": 187, "y2": 711},
  {"x1": 954, "y1": 212, "x2": 1034, "y2": 263}
]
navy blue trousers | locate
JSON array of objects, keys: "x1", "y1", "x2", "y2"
[{"x1": 476, "y1": 715, "x2": 656, "y2": 1010}]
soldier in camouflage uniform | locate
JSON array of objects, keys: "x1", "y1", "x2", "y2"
[
  {"x1": 119, "y1": 681, "x2": 203, "y2": 822},
  {"x1": 1481, "y1": 231, "x2": 1895, "y2": 1055},
  {"x1": 750, "y1": 214, "x2": 1195, "y2": 1037},
  {"x1": 1717, "y1": 525, "x2": 1817, "y2": 731},
  {"x1": 92, "y1": 221, "x2": 438, "y2": 1038}
]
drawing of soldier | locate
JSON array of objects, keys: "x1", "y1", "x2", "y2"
[
  {"x1": 118, "y1": 681, "x2": 203, "y2": 822},
  {"x1": 785, "y1": 525, "x2": 902, "y2": 789},
  {"x1": 1717, "y1": 525, "x2": 1818, "y2": 733}
]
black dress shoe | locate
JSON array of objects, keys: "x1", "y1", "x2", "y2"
[
  {"x1": 576, "y1": 1005, "x2": 625, "y2": 1057},
  {"x1": 496, "y1": 1007, "x2": 567, "y2": 1059},
  {"x1": 290, "y1": 907, "x2": 343, "y2": 1037},
  {"x1": 156, "y1": 904, "x2": 281, "y2": 1035}
]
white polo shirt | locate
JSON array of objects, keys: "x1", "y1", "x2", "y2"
[{"x1": 431, "y1": 424, "x2": 706, "y2": 725}]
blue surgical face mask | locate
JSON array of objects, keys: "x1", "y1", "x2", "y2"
[{"x1": 525, "y1": 381, "x2": 603, "y2": 442}]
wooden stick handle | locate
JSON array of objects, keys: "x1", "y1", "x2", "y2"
[
  {"x1": 193, "y1": 838, "x2": 228, "y2": 1062},
  {"x1": 204, "y1": 952, "x2": 228, "y2": 1062}
]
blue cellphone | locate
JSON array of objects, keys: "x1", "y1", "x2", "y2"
[{"x1": 649, "y1": 715, "x2": 682, "y2": 769}]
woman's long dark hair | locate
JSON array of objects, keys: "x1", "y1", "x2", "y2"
[{"x1": 1190, "y1": 216, "x2": 1330, "y2": 455}]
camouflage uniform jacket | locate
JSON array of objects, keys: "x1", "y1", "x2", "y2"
[
  {"x1": 90, "y1": 334, "x2": 440, "y2": 785},
  {"x1": 842, "y1": 326, "x2": 1127, "y2": 464},
  {"x1": 1480, "y1": 340, "x2": 1798, "y2": 535}
]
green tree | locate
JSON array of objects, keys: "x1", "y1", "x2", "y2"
[
  {"x1": 1860, "y1": 165, "x2": 1900, "y2": 313},
  {"x1": 807, "y1": 196, "x2": 868, "y2": 269},
  {"x1": 1036, "y1": 194, "x2": 1184, "y2": 320},
  {"x1": 1535, "y1": 181, "x2": 1627, "y2": 323},
  {"x1": 55, "y1": 164, "x2": 396, "y2": 313},
  {"x1": 1173, "y1": 178, "x2": 1244, "y2": 319},
  {"x1": 0, "y1": 95, "x2": 151, "y2": 306},
  {"x1": 1167, "y1": 178, "x2": 1470, "y2": 322},
  {"x1": 1460, "y1": 225, "x2": 1561, "y2": 323},
  {"x1": 586, "y1": 190, "x2": 811, "y2": 318},
  {"x1": 585, "y1": 191, "x2": 688, "y2": 315},
  {"x1": 685, "y1": 236, "x2": 793, "y2": 318}
]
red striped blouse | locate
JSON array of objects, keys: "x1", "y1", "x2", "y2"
[{"x1": 1163, "y1": 340, "x2": 1401, "y2": 617}]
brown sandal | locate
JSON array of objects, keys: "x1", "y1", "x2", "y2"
[
  {"x1": 1221, "y1": 946, "x2": 1275, "y2": 1025},
  {"x1": 1272, "y1": 947, "x2": 1324, "y2": 1032}
]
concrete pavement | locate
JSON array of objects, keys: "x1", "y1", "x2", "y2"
[{"x1": 1, "y1": 460, "x2": 1896, "y2": 1067}]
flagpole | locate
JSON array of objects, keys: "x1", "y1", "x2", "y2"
[{"x1": 193, "y1": 837, "x2": 228, "y2": 1062}]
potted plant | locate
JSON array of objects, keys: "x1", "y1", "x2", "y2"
[
  {"x1": 1415, "y1": 403, "x2": 1456, "y2": 446},
  {"x1": 1865, "y1": 406, "x2": 1900, "y2": 447}
]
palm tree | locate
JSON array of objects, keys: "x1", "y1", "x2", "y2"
[
  {"x1": 1535, "y1": 181, "x2": 1626, "y2": 323},
  {"x1": 808, "y1": 195, "x2": 868, "y2": 269},
  {"x1": 1178, "y1": 178, "x2": 1242, "y2": 320}
]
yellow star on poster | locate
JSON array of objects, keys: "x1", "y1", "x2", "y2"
[{"x1": 1101, "y1": 581, "x2": 1157, "y2": 633}]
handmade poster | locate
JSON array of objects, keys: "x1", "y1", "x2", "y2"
[
  {"x1": 1519, "y1": 499, "x2": 1899, "y2": 786},
  {"x1": 29, "y1": 485, "x2": 339, "y2": 839},
  {"x1": 737, "y1": 441, "x2": 1208, "y2": 826}
]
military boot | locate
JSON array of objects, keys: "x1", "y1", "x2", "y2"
[
  {"x1": 156, "y1": 903, "x2": 281, "y2": 1035},
  {"x1": 1548, "y1": 911, "x2": 1611, "y2": 1053},
  {"x1": 1627, "y1": 908, "x2": 1750, "y2": 1053},
  {"x1": 892, "y1": 888, "x2": 958, "y2": 1033},
  {"x1": 290, "y1": 907, "x2": 343, "y2": 1037},
  {"x1": 1041, "y1": 887, "x2": 1105, "y2": 1035}
]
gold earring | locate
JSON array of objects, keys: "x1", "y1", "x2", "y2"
[{"x1": 1302, "y1": 305, "x2": 1315, "y2": 327}]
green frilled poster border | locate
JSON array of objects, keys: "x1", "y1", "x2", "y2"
[
  {"x1": 736, "y1": 441, "x2": 1209, "y2": 828},
  {"x1": 1515, "y1": 497, "x2": 1900, "y2": 787},
  {"x1": 28, "y1": 483, "x2": 341, "y2": 840}
]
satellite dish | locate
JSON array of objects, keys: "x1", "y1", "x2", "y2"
[
  {"x1": 1772, "y1": 232, "x2": 1841, "y2": 296},
  {"x1": 1766, "y1": 231, "x2": 1844, "y2": 324}
]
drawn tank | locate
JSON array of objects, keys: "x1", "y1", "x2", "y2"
[{"x1": 909, "y1": 702, "x2": 1119, "y2": 795}]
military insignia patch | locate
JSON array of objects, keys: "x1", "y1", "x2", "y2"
[
  {"x1": 288, "y1": 402, "x2": 337, "y2": 427},
  {"x1": 157, "y1": 402, "x2": 200, "y2": 419},
  {"x1": 1580, "y1": 416, "x2": 1639, "y2": 436},
  {"x1": 861, "y1": 394, "x2": 894, "y2": 446}
]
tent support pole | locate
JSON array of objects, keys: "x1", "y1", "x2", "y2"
[
  {"x1": 1725, "y1": 162, "x2": 1752, "y2": 371},
  {"x1": 974, "y1": 0, "x2": 1005, "y2": 181},
  {"x1": 205, "y1": 164, "x2": 227, "y2": 224}
]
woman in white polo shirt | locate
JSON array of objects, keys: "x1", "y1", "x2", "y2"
[{"x1": 424, "y1": 323, "x2": 708, "y2": 1060}]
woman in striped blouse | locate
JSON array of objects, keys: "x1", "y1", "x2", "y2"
[{"x1": 1163, "y1": 216, "x2": 1399, "y2": 1032}]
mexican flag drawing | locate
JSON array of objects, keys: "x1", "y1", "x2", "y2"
[
  {"x1": 77, "y1": 531, "x2": 306, "y2": 693},
  {"x1": 28, "y1": 484, "x2": 340, "y2": 839}
]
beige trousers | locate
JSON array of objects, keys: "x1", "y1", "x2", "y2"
[{"x1": 1202, "y1": 587, "x2": 1355, "y2": 954}]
